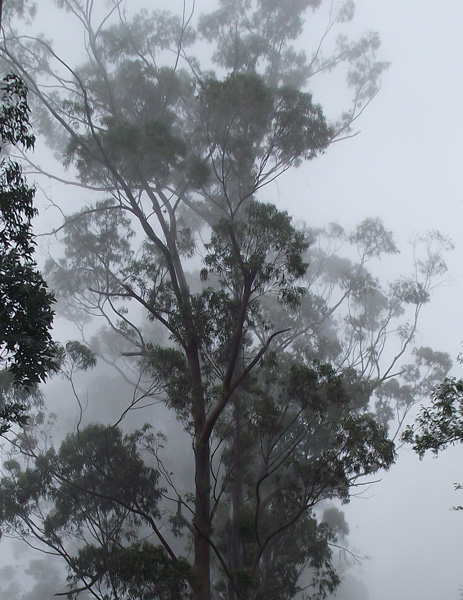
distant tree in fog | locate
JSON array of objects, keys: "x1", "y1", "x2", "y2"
[
  {"x1": 0, "y1": 1, "x2": 452, "y2": 599},
  {"x1": 0, "y1": 558, "x2": 67, "y2": 600}
]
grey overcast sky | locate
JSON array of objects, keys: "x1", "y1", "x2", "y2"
[{"x1": 303, "y1": 2, "x2": 463, "y2": 599}]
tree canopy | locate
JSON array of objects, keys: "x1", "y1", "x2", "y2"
[{"x1": 0, "y1": 1, "x2": 453, "y2": 599}]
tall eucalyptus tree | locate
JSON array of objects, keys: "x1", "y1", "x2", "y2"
[{"x1": 0, "y1": 1, "x2": 452, "y2": 599}]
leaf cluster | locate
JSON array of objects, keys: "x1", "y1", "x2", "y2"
[
  {"x1": 204, "y1": 200, "x2": 309, "y2": 306},
  {"x1": 64, "y1": 61, "x2": 194, "y2": 186},
  {"x1": 69, "y1": 541, "x2": 192, "y2": 600},
  {"x1": 403, "y1": 377, "x2": 463, "y2": 457},
  {"x1": 0, "y1": 74, "x2": 56, "y2": 423},
  {"x1": 199, "y1": 73, "x2": 332, "y2": 205},
  {"x1": 199, "y1": 0, "x2": 324, "y2": 87}
]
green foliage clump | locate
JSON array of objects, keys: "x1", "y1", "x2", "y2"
[
  {"x1": 0, "y1": 74, "x2": 56, "y2": 433},
  {"x1": 70, "y1": 542, "x2": 192, "y2": 600},
  {"x1": 404, "y1": 377, "x2": 463, "y2": 456},
  {"x1": 0, "y1": 75, "x2": 56, "y2": 392}
]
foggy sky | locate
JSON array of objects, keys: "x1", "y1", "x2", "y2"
[{"x1": 303, "y1": 3, "x2": 463, "y2": 599}]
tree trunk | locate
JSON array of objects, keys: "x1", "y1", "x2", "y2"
[
  {"x1": 193, "y1": 437, "x2": 212, "y2": 600},
  {"x1": 227, "y1": 396, "x2": 247, "y2": 600},
  {"x1": 187, "y1": 333, "x2": 212, "y2": 600}
]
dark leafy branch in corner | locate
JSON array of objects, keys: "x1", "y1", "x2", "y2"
[{"x1": 0, "y1": 73, "x2": 56, "y2": 434}]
